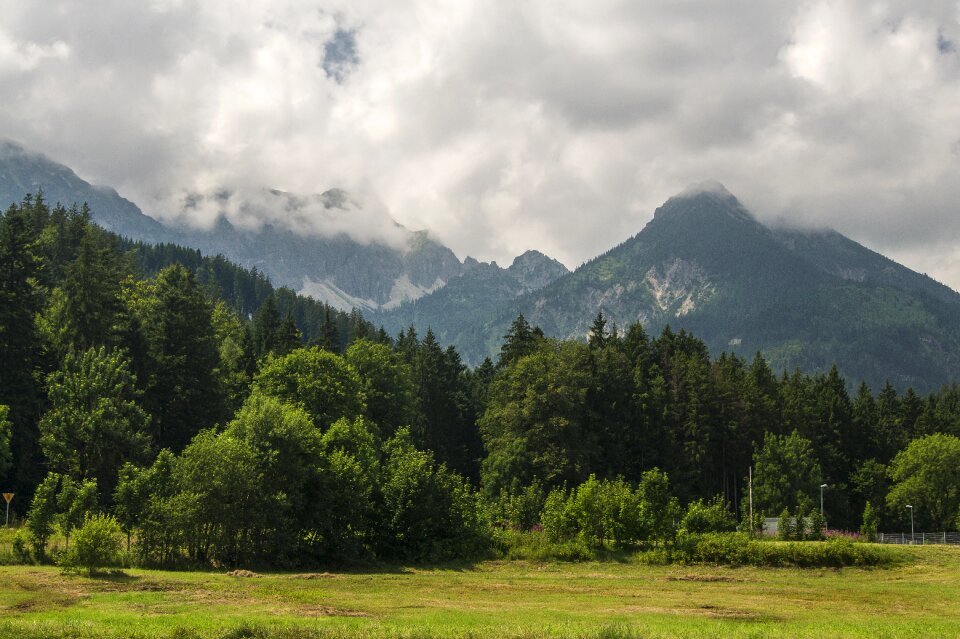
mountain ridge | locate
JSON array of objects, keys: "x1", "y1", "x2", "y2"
[{"x1": 383, "y1": 185, "x2": 960, "y2": 392}]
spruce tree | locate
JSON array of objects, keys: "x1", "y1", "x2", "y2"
[
  {"x1": 140, "y1": 265, "x2": 225, "y2": 451},
  {"x1": 0, "y1": 202, "x2": 44, "y2": 498}
]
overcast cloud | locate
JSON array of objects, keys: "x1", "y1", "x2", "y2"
[{"x1": 1, "y1": 0, "x2": 959, "y2": 288}]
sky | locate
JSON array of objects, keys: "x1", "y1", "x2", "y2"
[{"x1": 1, "y1": 0, "x2": 959, "y2": 289}]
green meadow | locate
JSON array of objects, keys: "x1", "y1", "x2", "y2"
[{"x1": 1, "y1": 545, "x2": 959, "y2": 639}]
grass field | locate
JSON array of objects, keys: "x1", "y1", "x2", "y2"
[{"x1": 1, "y1": 544, "x2": 959, "y2": 638}]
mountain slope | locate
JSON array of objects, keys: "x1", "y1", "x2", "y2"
[
  {"x1": 0, "y1": 142, "x2": 465, "y2": 311},
  {"x1": 376, "y1": 250, "x2": 569, "y2": 351},
  {"x1": 0, "y1": 141, "x2": 179, "y2": 243},
  {"x1": 405, "y1": 184, "x2": 960, "y2": 391}
]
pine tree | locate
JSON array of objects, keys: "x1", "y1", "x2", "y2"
[
  {"x1": 0, "y1": 202, "x2": 44, "y2": 498},
  {"x1": 275, "y1": 312, "x2": 303, "y2": 356},
  {"x1": 499, "y1": 314, "x2": 539, "y2": 367},
  {"x1": 588, "y1": 312, "x2": 607, "y2": 349},
  {"x1": 140, "y1": 265, "x2": 225, "y2": 451},
  {"x1": 252, "y1": 293, "x2": 280, "y2": 358},
  {"x1": 58, "y1": 226, "x2": 124, "y2": 351}
]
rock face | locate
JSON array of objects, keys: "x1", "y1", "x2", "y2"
[
  {"x1": 375, "y1": 250, "x2": 570, "y2": 353},
  {"x1": 184, "y1": 213, "x2": 466, "y2": 311}
]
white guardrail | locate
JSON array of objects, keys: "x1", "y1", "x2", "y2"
[{"x1": 877, "y1": 532, "x2": 960, "y2": 545}]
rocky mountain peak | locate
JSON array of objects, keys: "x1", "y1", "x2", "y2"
[
  {"x1": 653, "y1": 181, "x2": 756, "y2": 226},
  {"x1": 508, "y1": 249, "x2": 571, "y2": 292}
]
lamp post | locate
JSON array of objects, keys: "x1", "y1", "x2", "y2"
[
  {"x1": 820, "y1": 484, "x2": 828, "y2": 516},
  {"x1": 906, "y1": 505, "x2": 914, "y2": 544}
]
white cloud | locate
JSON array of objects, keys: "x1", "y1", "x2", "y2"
[{"x1": 0, "y1": 0, "x2": 959, "y2": 288}]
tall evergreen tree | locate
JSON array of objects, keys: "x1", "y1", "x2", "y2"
[
  {"x1": 57, "y1": 226, "x2": 125, "y2": 351},
  {"x1": 275, "y1": 312, "x2": 303, "y2": 356},
  {"x1": 498, "y1": 315, "x2": 539, "y2": 367},
  {"x1": 0, "y1": 201, "x2": 45, "y2": 499},
  {"x1": 139, "y1": 265, "x2": 225, "y2": 451},
  {"x1": 252, "y1": 293, "x2": 280, "y2": 358}
]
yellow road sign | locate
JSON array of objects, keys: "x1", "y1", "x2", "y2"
[{"x1": 2, "y1": 493, "x2": 12, "y2": 504}]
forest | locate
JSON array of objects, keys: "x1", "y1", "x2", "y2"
[{"x1": 2, "y1": 193, "x2": 960, "y2": 568}]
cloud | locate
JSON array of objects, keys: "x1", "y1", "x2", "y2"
[{"x1": 0, "y1": 0, "x2": 958, "y2": 288}]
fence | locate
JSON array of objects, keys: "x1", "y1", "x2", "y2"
[{"x1": 877, "y1": 532, "x2": 960, "y2": 545}]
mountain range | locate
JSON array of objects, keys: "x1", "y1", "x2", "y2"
[
  {"x1": 379, "y1": 184, "x2": 960, "y2": 391},
  {"x1": 0, "y1": 141, "x2": 465, "y2": 311},
  {"x1": 3, "y1": 142, "x2": 958, "y2": 392}
]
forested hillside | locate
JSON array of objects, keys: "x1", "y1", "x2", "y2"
[
  {"x1": 384, "y1": 187, "x2": 960, "y2": 393},
  {"x1": 2, "y1": 193, "x2": 960, "y2": 569}
]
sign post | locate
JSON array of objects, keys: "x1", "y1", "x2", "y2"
[{"x1": 2, "y1": 493, "x2": 13, "y2": 527}]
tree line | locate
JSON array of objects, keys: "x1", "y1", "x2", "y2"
[{"x1": 2, "y1": 193, "x2": 960, "y2": 567}]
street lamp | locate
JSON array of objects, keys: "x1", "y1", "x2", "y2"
[
  {"x1": 906, "y1": 505, "x2": 914, "y2": 544},
  {"x1": 820, "y1": 484, "x2": 828, "y2": 516}
]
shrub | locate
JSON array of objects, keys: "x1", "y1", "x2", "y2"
[
  {"x1": 808, "y1": 510, "x2": 826, "y2": 541},
  {"x1": 61, "y1": 514, "x2": 123, "y2": 575},
  {"x1": 665, "y1": 533, "x2": 896, "y2": 567},
  {"x1": 861, "y1": 501, "x2": 879, "y2": 542},
  {"x1": 776, "y1": 508, "x2": 793, "y2": 540},
  {"x1": 493, "y1": 528, "x2": 594, "y2": 561},
  {"x1": 681, "y1": 496, "x2": 737, "y2": 534},
  {"x1": 11, "y1": 529, "x2": 33, "y2": 564}
]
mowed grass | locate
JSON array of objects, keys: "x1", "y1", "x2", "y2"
[{"x1": 1, "y1": 545, "x2": 959, "y2": 638}]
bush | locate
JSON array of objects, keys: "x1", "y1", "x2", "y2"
[
  {"x1": 60, "y1": 514, "x2": 123, "y2": 575},
  {"x1": 493, "y1": 529, "x2": 594, "y2": 561},
  {"x1": 680, "y1": 496, "x2": 737, "y2": 534},
  {"x1": 11, "y1": 529, "x2": 32, "y2": 564},
  {"x1": 861, "y1": 501, "x2": 879, "y2": 542},
  {"x1": 776, "y1": 508, "x2": 793, "y2": 540},
  {"x1": 664, "y1": 533, "x2": 896, "y2": 567}
]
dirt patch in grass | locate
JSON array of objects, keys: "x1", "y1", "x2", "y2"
[
  {"x1": 296, "y1": 605, "x2": 372, "y2": 618},
  {"x1": 289, "y1": 572, "x2": 339, "y2": 580},
  {"x1": 227, "y1": 570, "x2": 261, "y2": 578},
  {"x1": 666, "y1": 574, "x2": 742, "y2": 583}
]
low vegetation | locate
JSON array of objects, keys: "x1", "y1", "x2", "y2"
[{"x1": 0, "y1": 545, "x2": 956, "y2": 639}]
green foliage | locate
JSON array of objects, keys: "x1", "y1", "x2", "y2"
[
  {"x1": 540, "y1": 471, "x2": 679, "y2": 548},
  {"x1": 887, "y1": 434, "x2": 960, "y2": 531},
  {"x1": 488, "y1": 479, "x2": 546, "y2": 531},
  {"x1": 11, "y1": 529, "x2": 31, "y2": 564},
  {"x1": 861, "y1": 501, "x2": 879, "y2": 542},
  {"x1": 680, "y1": 496, "x2": 737, "y2": 534},
  {"x1": 175, "y1": 429, "x2": 264, "y2": 566},
  {"x1": 809, "y1": 509, "x2": 826, "y2": 541},
  {"x1": 480, "y1": 340, "x2": 593, "y2": 495},
  {"x1": 345, "y1": 339, "x2": 415, "y2": 438},
  {"x1": 752, "y1": 431, "x2": 822, "y2": 515},
  {"x1": 776, "y1": 508, "x2": 793, "y2": 541},
  {"x1": 669, "y1": 533, "x2": 894, "y2": 567},
  {"x1": 52, "y1": 225, "x2": 126, "y2": 353},
  {"x1": 254, "y1": 347, "x2": 365, "y2": 429},
  {"x1": 377, "y1": 429, "x2": 489, "y2": 561},
  {"x1": 0, "y1": 199, "x2": 45, "y2": 496},
  {"x1": 793, "y1": 505, "x2": 808, "y2": 541},
  {"x1": 60, "y1": 514, "x2": 123, "y2": 575},
  {"x1": 39, "y1": 347, "x2": 150, "y2": 500},
  {"x1": 0, "y1": 405, "x2": 11, "y2": 479},
  {"x1": 26, "y1": 473, "x2": 61, "y2": 559},
  {"x1": 492, "y1": 528, "x2": 594, "y2": 561},
  {"x1": 137, "y1": 264, "x2": 226, "y2": 452},
  {"x1": 57, "y1": 477, "x2": 99, "y2": 548}
]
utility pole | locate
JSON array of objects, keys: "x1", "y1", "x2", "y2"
[
  {"x1": 748, "y1": 466, "x2": 754, "y2": 536},
  {"x1": 906, "y1": 505, "x2": 914, "y2": 544}
]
